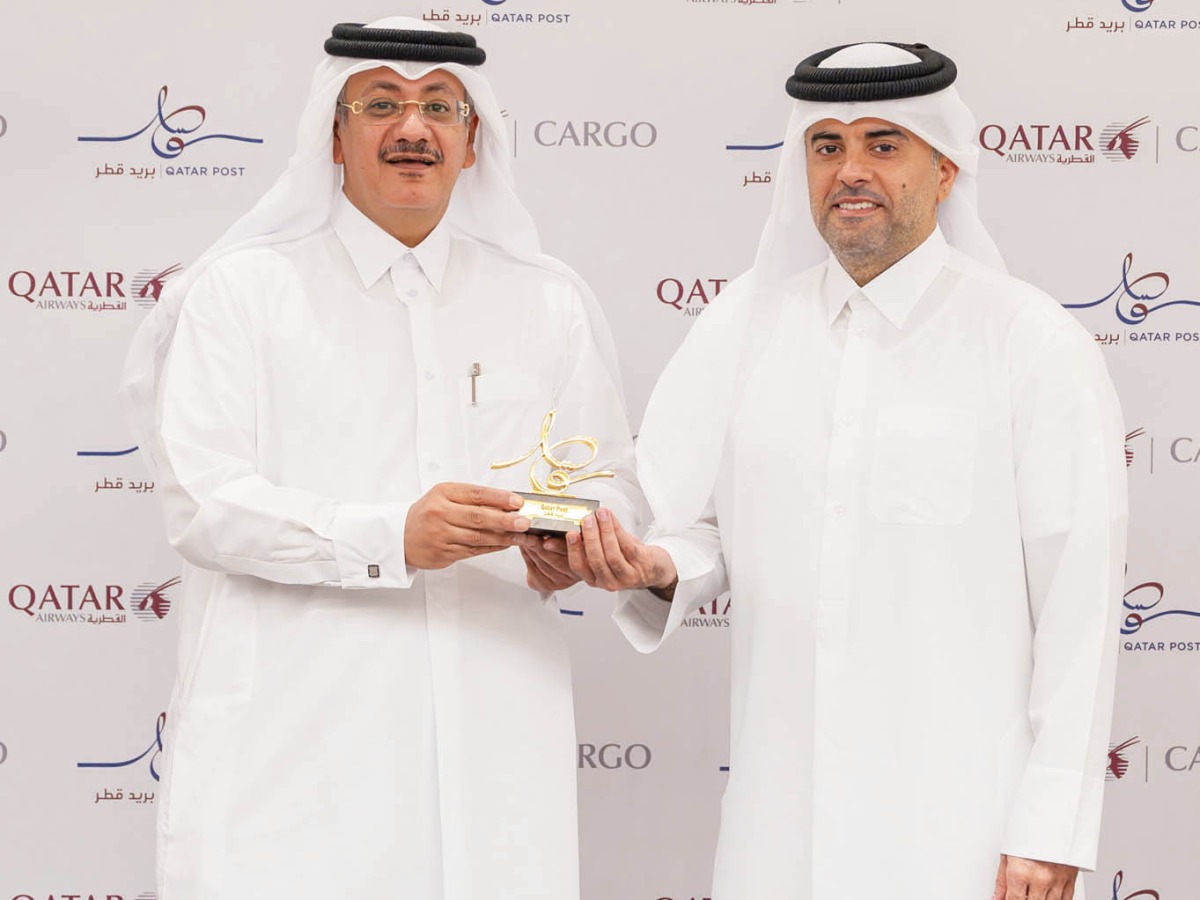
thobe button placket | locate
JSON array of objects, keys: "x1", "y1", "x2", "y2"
[{"x1": 391, "y1": 254, "x2": 447, "y2": 493}]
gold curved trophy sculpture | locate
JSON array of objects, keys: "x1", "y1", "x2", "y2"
[{"x1": 490, "y1": 409, "x2": 615, "y2": 535}]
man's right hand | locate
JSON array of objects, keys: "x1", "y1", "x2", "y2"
[
  {"x1": 404, "y1": 483, "x2": 537, "y2": 570},
  {"x1": 565, "y1": 507, "x2": 678, "y2": 597}
]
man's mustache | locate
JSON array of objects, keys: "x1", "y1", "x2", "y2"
[
  {"x1": 828, "y1": 187, "x2": 887, "y2": 206},
  {"x1": 379, "y1": 140, "x2": 444, "y2": 163}
]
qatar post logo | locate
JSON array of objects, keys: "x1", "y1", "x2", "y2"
[
  {"x1": 724, "y1": 136, "x2": 781, "y2": 188},
  {"x1": 1110, "y1": 870, "x2": 1160, "y2": 899},
  {"x1": 1066, "y1": 252, "x2": 1200, "y2": 336},
  {"x1": 419, "y1": 3, "x2": 574, "y2": 26},
  {"x1": 78, "y1": 712, "x2": 167, "y2": 784},
  {"x1": 1121, "y1": 578, "x2": 1200, "y2": 650},
  {"x1": 79, "y1": 85, "x2": 262, "y2": 180},
  {"x1": 978, "y1": 117, "x2": 1152, "y2": 165},
  {"x1": 7, "y1": 576, "x2": 178, "y2": 626},
  {"x1": 9, "y1": 263, "x2": 181, "y2": 312}
]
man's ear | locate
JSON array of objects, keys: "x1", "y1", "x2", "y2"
[
  {"x1": 462, "y1": 114, "x2": 480, "y2": 169},
  {"x1": 332, "y1": 118, "x2": 344, "y2": 165},
  {"x1": 936, "y1": 155, "x2": 959, "y2": 204}
]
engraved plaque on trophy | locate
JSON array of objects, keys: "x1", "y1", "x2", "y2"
[{"x1": 490, "y1": 409, "x2": 614, "y2": 536}]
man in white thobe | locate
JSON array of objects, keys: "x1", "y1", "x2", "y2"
[
  {"x1": 120, "y1": 18, "x2": 639, "y2": 900},
  {"x1": 563, "y1": 42, "x2": 1126, "y2": 900}
]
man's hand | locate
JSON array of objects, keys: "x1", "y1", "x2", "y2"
[
  {"x1": 565, "y1": 507, "x2": 677, "y2": 594},
  {"x1": 520, "y1": 538, "x2": 582, "y2": 592},
  {"x1": 404, "y1": 483, "x2": 536, "y2": 570},
  {"x1": 992, "y1": 854, "x2": 1078, "y2": 900}
]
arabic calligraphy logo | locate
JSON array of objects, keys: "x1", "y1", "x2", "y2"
[
  {"x1": 77, "y1": 445, "x2": 139, "y2": 457},
  {"x1": 131, "y1": 577, "x2": 180, "y2": 622},
  {"x1": 1121, "y1": 0, "x2": 1154, "y2": 12},
  {"x1": 131, "y1": 263, "x2": 183, "y2": 309},
  {"x1": 1125, "y1": 428, "x2": 1145, "y2": 467},
  {"x1": 1111, "y1": 871, "x2": 1159, "y2": 899},
  {"x1": 77, "y1": 712, "x2": 167, "y2": 782},
  {"x1": 1107, "y1": 736, "x2": 1140, "y2": 780},
  {"x1": 78, "y1": 86, "x2": 263, "y2": 160},
  {"x1": 1065, "y1": 253, "x2": 1200, "y2": 325},
  {"x1": 1122, "y1": 579, "x2": 1200, "y2": 635},
  {"x1": 1100, "y1": 116, "x2": 1151, "y2": 161}
]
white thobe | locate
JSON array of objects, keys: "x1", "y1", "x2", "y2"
[
  {"x1": 618, "y1": 230, "x2": 1126, "y2": 899},
  {"x1": 154, "y1": 196, "x2": 638, "y2": 899}
]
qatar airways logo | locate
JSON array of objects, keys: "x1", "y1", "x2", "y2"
[
  {"x1": 978, "y1": 116, "x2": 1151, "y2": 164},
  {"x1": 657, "y1": 278, "x2": 729, "y2": 317},
  {"x1": 9, "y1": 264, "x2": 181, "y2": 311},
  {"x1": 7, "y1": 577, "x2": 177, "y2": 625},
  {"x1": 684, "y1": 596, "x2": 732, "y2": 627},
  {"x1": 78, "y1": 86, "x2": 262, "y2": 160},
  {"x1": 10, "y1": 893, "x2": 155, "y2": 900}
]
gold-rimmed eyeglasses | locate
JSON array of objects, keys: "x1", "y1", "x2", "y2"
[{"x1": 338, "y1": 95, "x2": 471, "y2": 127}]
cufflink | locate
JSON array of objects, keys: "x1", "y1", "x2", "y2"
[{"x1": 367, "y1": 565, "x2": 380, "y2": 579}]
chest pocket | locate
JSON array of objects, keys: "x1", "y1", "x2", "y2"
[
  {"x1": 868, "y1": 407, "x2": 978, "y2": 526},
  {"x1": 459, "y1": 372, "x2": 554, "y2": 486}
]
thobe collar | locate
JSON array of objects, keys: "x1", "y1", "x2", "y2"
[
  {"x1": 823, "y1": 227, "x2": 949, "y2": 328},
  {"x1": 331, "y1": 192, "x2": 451, "y2": 293}
]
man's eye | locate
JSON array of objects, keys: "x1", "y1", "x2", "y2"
[
  {"x1": 874, "y1": 143, "x2": 897, "y2": 153},
  {"x1": 816, "y1": 145, "x2": 839, "y2": 155},
  {"x1": 366, "y1": 99, "x2": 399, "y2": 113},
  {"x1": 425, "y1": 100, "x2": 452, "y2": 114}
]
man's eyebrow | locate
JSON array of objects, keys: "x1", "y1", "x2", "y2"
[
  {"x1": 864, "y1": 128, "x2": 908, "y2": 141},
  {"x1": 356, "y1": 79, "x2": 459, "y2": 96},
  {"x1": 809, "y1": 130, "x2": 842, "y2": 144}
]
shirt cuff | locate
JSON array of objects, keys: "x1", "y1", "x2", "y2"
[
  {"x1": 613, "y1": 536, "x2": 717, "y2": 653},
  {"x1": 1001, "y1": 764, "x2": 1103, "y2": 871},
  {"x1": 330, "y1": 501, "x2": 415, "y2": 589}
]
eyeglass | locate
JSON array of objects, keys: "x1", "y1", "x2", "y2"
[{"x1": 338, "y1": 95, "x2": 471, "y2": 127}]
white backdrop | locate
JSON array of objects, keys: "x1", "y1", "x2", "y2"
[{"x1": 1, "y1": 1, "x2": 1197, "y2": 898}]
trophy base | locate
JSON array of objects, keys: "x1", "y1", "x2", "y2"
[{"x1": 516, "y1": 491, "x2": 599, "y2": 536}]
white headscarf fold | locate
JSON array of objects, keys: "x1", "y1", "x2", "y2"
[
  {"x1": 637, "y1": 43, "x2": 1006, "y2": 530},
  {"x1": 120, "y1": 16, "x2": 622, "y2": 472}
]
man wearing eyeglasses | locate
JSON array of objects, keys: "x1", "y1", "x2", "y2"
[{"x1": 121, "y1": 17, "x2": 639, "y2": 900}]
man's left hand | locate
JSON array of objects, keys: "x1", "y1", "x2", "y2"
[
  {"x1": 520, "y1": 537, "x2": 582, "y2": 592},
  {"x1": 992, "y1": 854, "x2": 1078, "y2": 900}
]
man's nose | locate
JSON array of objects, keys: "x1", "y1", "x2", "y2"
[
  {"x1": 837, "y1": 147, "x2": 873, "y2": 184},
  {"x1": 393, "y1": 104, "x2": 433, "y2": 137}
]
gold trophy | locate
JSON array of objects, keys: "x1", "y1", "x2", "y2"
[{"x1": 490, "y1": 409, "x2": 614, "y2": 536}]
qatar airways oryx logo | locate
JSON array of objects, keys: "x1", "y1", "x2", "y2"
[
  {"x1": 978, "y1": 116, "x2": 1152, "y2": 164},
  {"x1": 7, "y1": 577, "x2": 177, "y2": 625},
  {"x1": 1108, "y1": 736, "x2": 1141, "y2": 780},
  {"x1": 9, "y1": 264, "x2": 181, "y2": 311}
]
